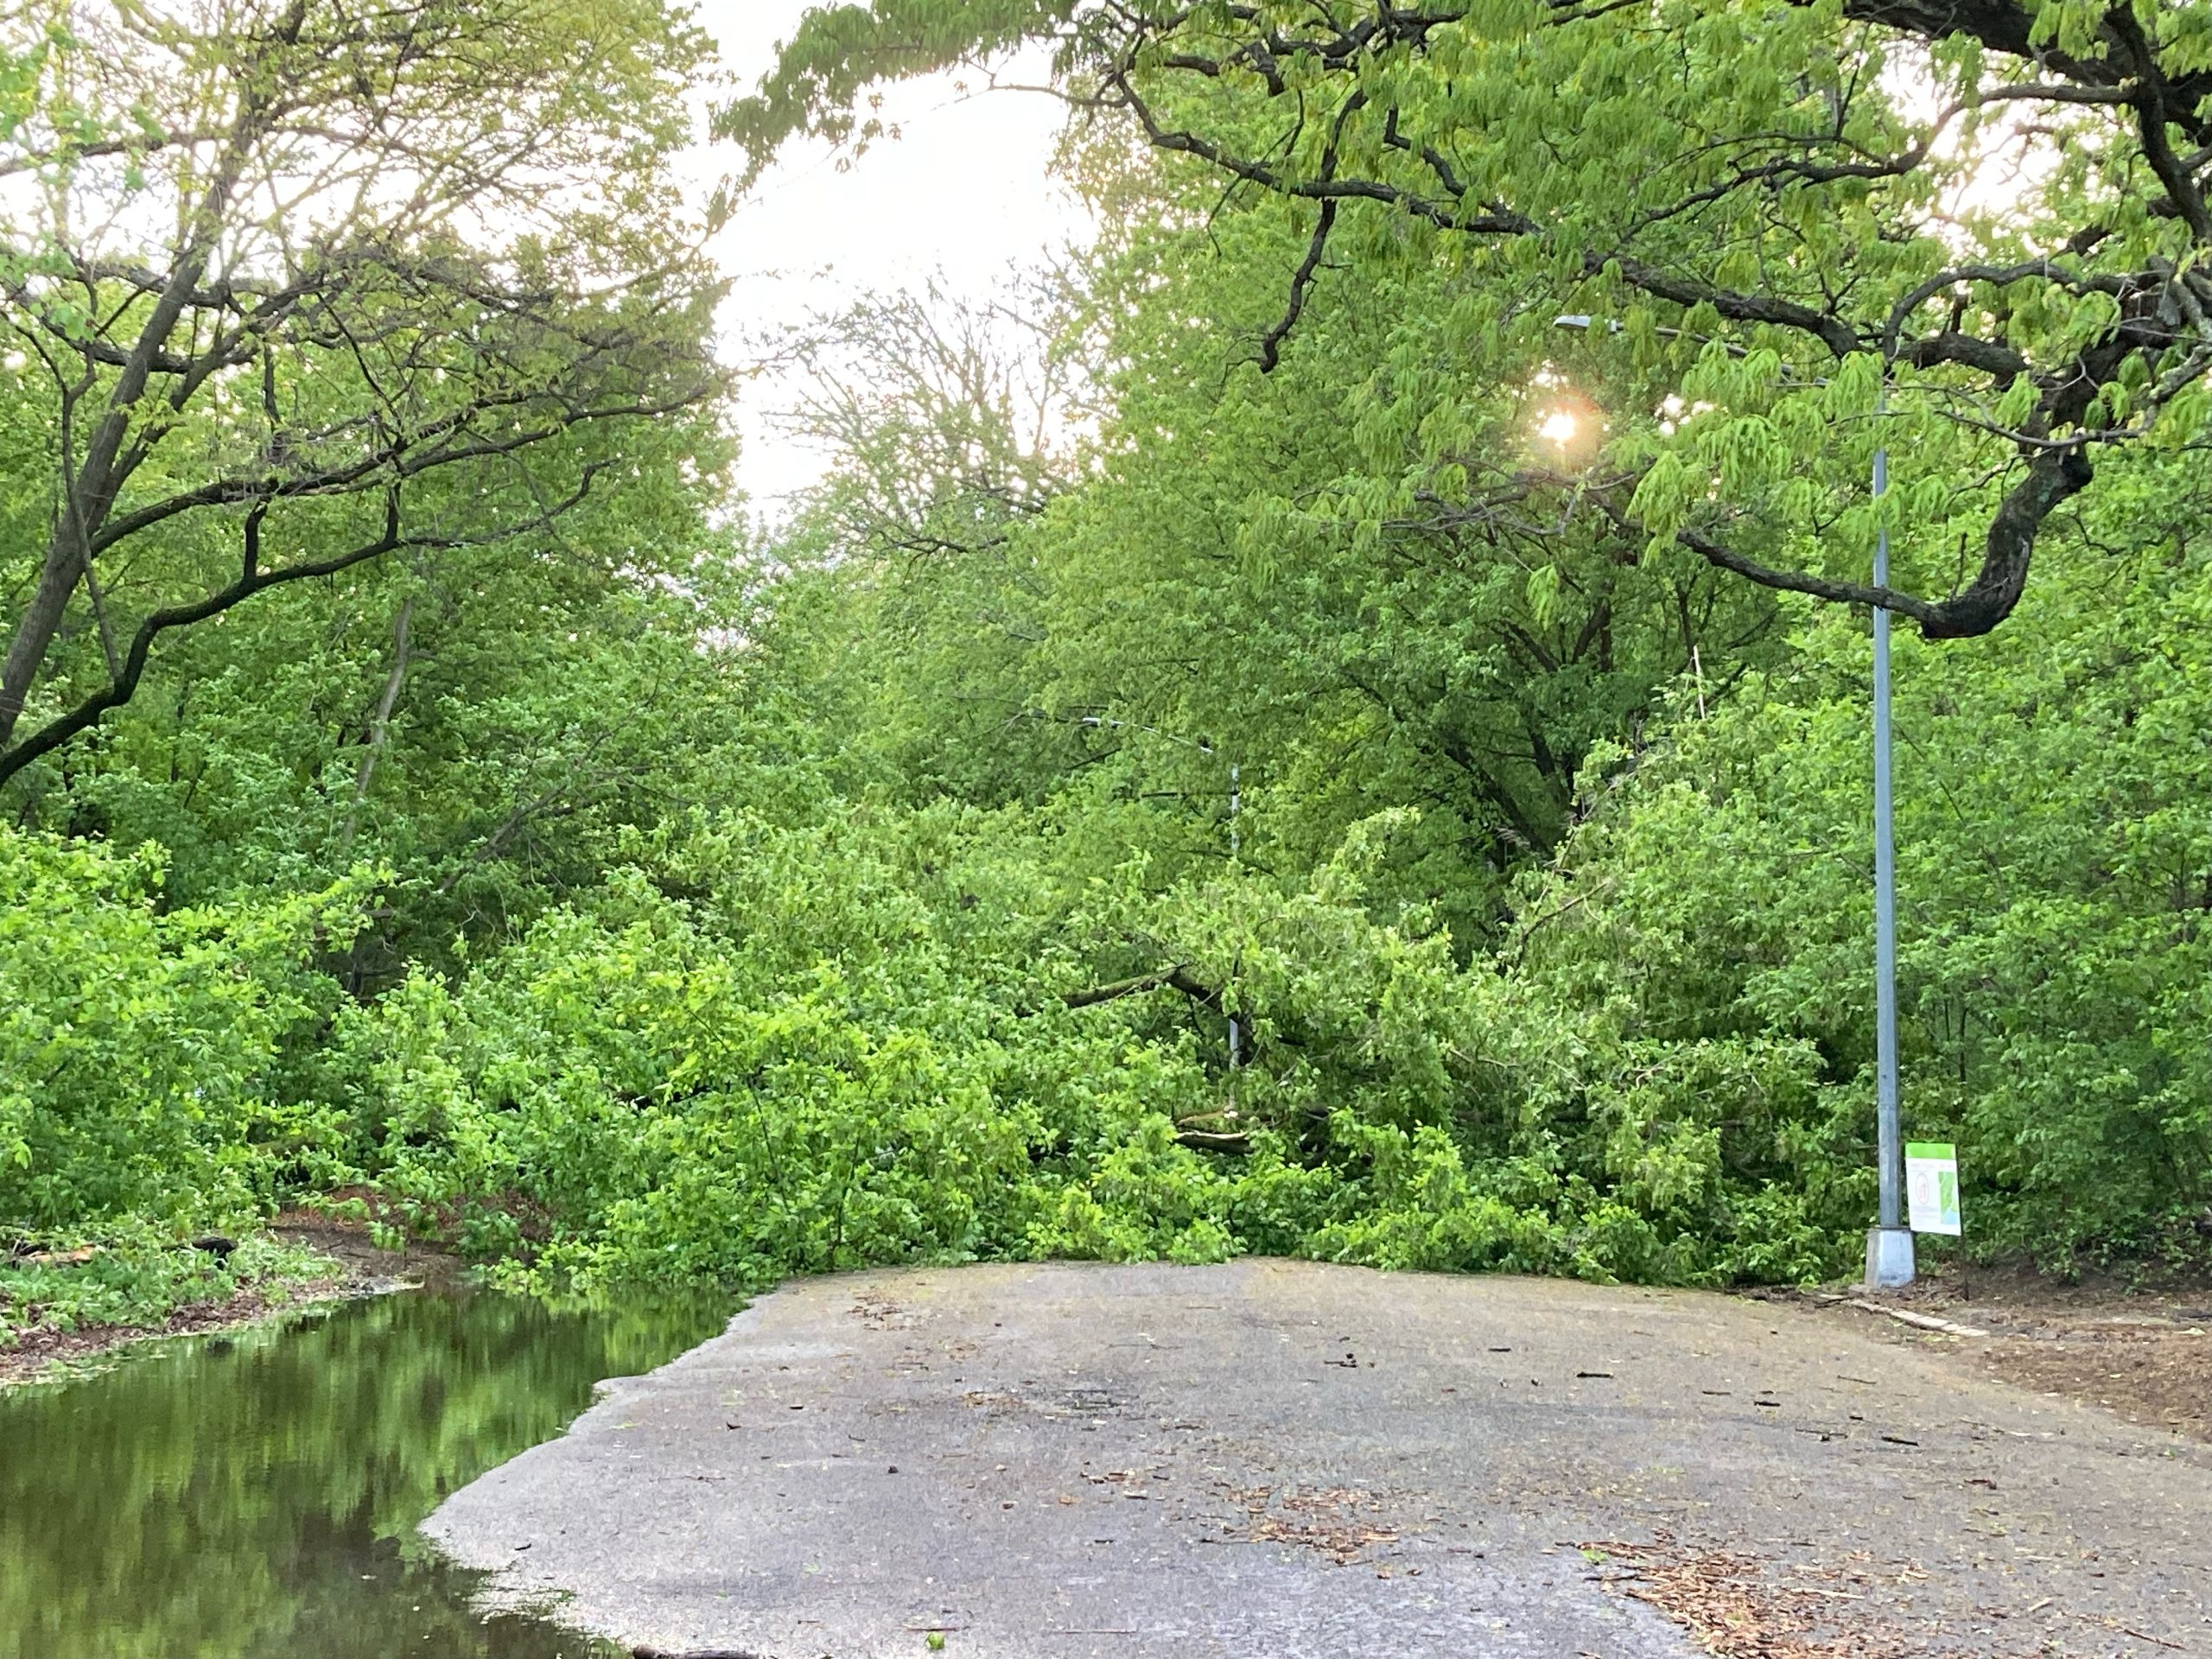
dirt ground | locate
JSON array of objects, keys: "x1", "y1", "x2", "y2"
[
  {"x1": 1736, "y1": 1267, "x2": 2212, "y2": 1656},
  {"x1": 267, "y1": 1211, "x2": 467, "y2": 1284},
  {"x1": 1588, "y1": 1262, "x2": 2212, "y2": 1659},
  {"x1": 1764, "y1": 1262, "x2": 2212, "y2": 1447}
]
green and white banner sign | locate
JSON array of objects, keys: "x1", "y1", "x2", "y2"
[{"x1": 1905, "y1": 1142, "x2": 1961, "y2": 1236}]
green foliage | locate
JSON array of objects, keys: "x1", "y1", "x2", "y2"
[
  {"x1": 0, "y1": 1227, "x2": 334, "y2": 1344},
  {"x1": 728, "y1": 0, "x2": 2212, "y2": 642},
  {"x1": 308, "y1": 794, "x2": 1861, "y2": 1289},
  {"x1": 716, "y1": 0, "x2": 1073, "y2": 187},
  {"x1": 0, "y1": 0, "x2": 723, "y2": 793},
  {"x1": 5, "y1": 0, "x2": 2209, "y2": 1334},
  {"x1": 326, "y1": 802, "x2": 1216, "y2": 1286},
  {"x1": 1515, "y1": 465, "x2": 2212, "y2": 1271},
  {"x1": 0, "y1": 827, "x2": 358, "y2": 1235}
]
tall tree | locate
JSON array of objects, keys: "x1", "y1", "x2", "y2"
[
  {"x1": 750, "y1": 276, "x2": 1094, "y2": 807},
  {"x1": 772, "y1": 276, "x2": 1075, "y2": 559},
  {"x1": 729, "y1": 0, "x2": 2212, "y2": 639},
  {"x1": 0, "y1": 0, "x2": 723, "y2": 790}
]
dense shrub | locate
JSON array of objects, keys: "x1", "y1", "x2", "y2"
[
  {"x1": 321, "y1": 802, "x2": 1876, "y2": 1289},
  {"x1": 14, "y1": 523, "x2": 2212, "y2": 1300},
  {"x1": 0, "y1": 830, "x2": 353, "y2": 1236},
  {"x1": 1514, "y1": 537, "x2": 2212, "y2": 1272}
]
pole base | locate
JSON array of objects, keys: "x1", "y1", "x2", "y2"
[{"x1": 1865, "y1": 1227, "x2": 1916, "y2": 1289}]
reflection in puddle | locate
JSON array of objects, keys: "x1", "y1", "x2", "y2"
[{"x1": 1, "y1": 1285, "x2": 730, "y2": 1658}]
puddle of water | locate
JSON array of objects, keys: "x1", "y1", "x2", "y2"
[{"x1": 0, "y1": 1284, "x2": 731, "y2": 1659}]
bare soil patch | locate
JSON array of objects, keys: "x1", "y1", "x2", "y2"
[
  {"x1": 268, "y1": 1208, "x2": 466, "y2": 1286},
  {"x1": 1975, "y1": 1324, "x2": 2212, "y2": 1443},
  {"x1": 1770, "y1": 1262, "x2": 2212, "y2": 1446}
]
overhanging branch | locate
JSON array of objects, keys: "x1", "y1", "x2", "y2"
[
  {"x1": 0, "y1": 459, "x2": 614, "y2": 790},
  {"x1": 1664, "y1": 439, "x2": 2094, "y2": 639}
]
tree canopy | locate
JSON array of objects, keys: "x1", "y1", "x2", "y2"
[
  {"x1": 730, "y1": 0, "x2": 2212, "y2": 638},
  {"x1": 0, "y1": 0, "x2": 723, "y2": 788}
]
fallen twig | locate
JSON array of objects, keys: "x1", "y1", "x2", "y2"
[{"x1": 1846, "y1": 1299, "x2": 1990, "y2": 1338}]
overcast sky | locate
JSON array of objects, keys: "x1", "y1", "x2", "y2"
[{"x1": 688, "y1": 3, "x2": 1091, "y2": 516}]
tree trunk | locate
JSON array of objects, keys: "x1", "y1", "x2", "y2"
[
  {"x1": 0, "y1": 524, "x2": 90, "y2": 747},
  {"x1": 0, "y1": 96, "x2": 261, "y2": 750},
  {"x1": 340, "y1": 596, "x2": 416, "y2": 855}
]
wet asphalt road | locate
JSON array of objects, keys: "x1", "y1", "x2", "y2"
[{"x1": 427, "y1": 1260, "x2": 2212, "y2": 1657}]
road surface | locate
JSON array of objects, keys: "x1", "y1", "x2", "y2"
[{"x1": 427, "y1": 1260, "x2": 2211, "y2": 1657}]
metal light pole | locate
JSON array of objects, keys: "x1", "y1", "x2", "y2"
[
  {"x1": 1549, "y1": 315, "x2": 1912, "y2": 1283},
  {"x1": 1227, "y1": 762, "x2": 1242, "y2": 1072},
  {"x1": 1866, "y1": 416, "x2": 1914, "y2": 1288}
]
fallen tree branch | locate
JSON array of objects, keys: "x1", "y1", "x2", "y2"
[
  {"x1": 1846, "y1": 1299, "x2": 1990, "y2": 1338},
  {"x1": 1062, "y1": 964, "x2": 1223, "y2": 1010},
  {"x1": 1173, "y1": 1128, "x2": 1253, "y2": 1153}
]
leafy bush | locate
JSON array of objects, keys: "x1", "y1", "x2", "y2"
[
  {"x1": 321, "y1": 798, "x2": 1866, "y2": 1289},
  {"x1": 0, "y1": 829, "x2": 358, "y2": 1236},
  {"x1": 1512, "y1": 530, "x2": 2212, "y2": 1273},
  {"x1": 0, "y1": 1227, "x2": 334, "y2": 1343},
  {"x1": 16, "y1": 525, "x2": 2212, "y2": 1303}
]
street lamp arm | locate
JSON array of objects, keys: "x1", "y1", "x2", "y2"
[{"x1": 1075, "y1": 714, "x2": 1216, "y2": 756}]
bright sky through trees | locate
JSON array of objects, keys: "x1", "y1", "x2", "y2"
[{"x1": 693, "y1": 3, "x2": 1087, "y2": 512}]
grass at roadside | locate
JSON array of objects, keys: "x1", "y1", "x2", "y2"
[{"x1": 2, "y1": 1227, "x2": 348, "y2": 1385}]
